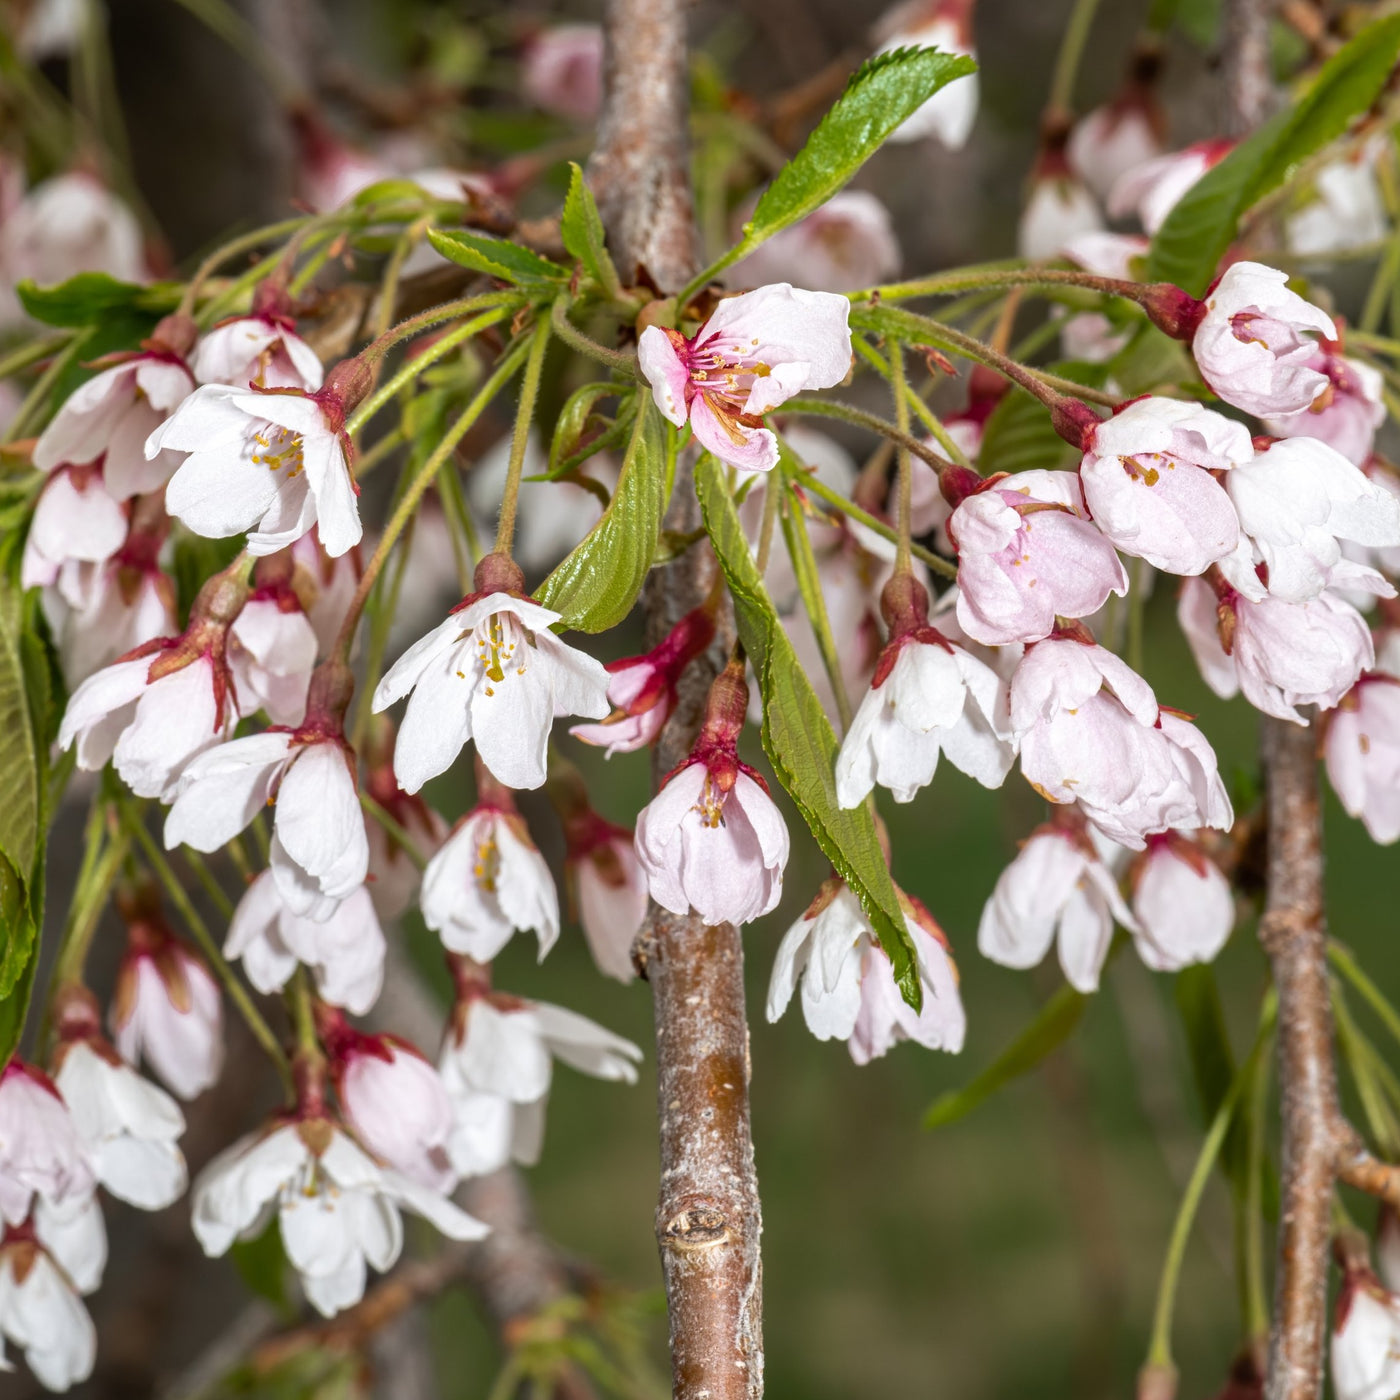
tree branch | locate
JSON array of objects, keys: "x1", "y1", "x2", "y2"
[{"x1": 591, "y1": 4, "x2": 764, "y2": 1396}]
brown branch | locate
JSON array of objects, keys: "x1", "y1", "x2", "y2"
[{"x1": 591, "y1": 4, "x2": 763, "y2": 1397}]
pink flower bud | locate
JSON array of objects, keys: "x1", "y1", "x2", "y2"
[{"x1": 1129, "y1": 834, "x2": 1234, "y2": 970}]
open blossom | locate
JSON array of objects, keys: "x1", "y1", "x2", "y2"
[
  {"x1": 1018, "y1": 169, "x2": 1103, "y2": 263},
  {"x1": 374, "y1": 555, "x2": 609, "y2": 792},
  {"x1": 1287, "y1": 151, "x2": 1388, "y2": 258},
  {"x1": 730, "y1": 191, "x2": 901, "y2": 294},
  {"x1": 1068, "y1": 98, "x2": 1163, "y2": 204},
  {"x1": 1264, "y1": 349, "x2": 1385, "y2": 467},
  {"x1": 193, "y1": 295, "x2": 323, "y2": 393},
  {"x1": 1129, "y1": 834, "x2": 1234, "y2": 971},
  {"x1": 978, "y1": 817, "x2": 1138, "y2": 993},
  {"x1": 0, "y1": 1230, "x2": 97, "y2": 1392},
  {"x1": 767, "y1": 880, "x2": 966, "y2": 1060},
  {"x1": 876, "y1": 0, "x2": 979, "y2": 148},
  {"x1": 570, "y1": 604, "x2": 715, "y2": 756},
  {"x1": 0, "y1": 1063, "x2": 95, "y2": 1226},
  {"x1": 319, "y1": 1009, "x2": 455, "y2": 1194},
  {"x1": 836, "y1": 573, "x2": 1014, "y2": 806},
  {"x1": 948, "y1": 468, "x2": 1129, "y2": 646},
  {"x1": 166, "y1": 717, "x2": 369, "y2": 921},
  {"x1": 1332, "y1": 1266, "x2": 1400, "y2": 1400},
  {"x1": 638, "y1": 283, "x2": 852, "y2": 472},
  {"x1": 521, "y1": 23, "x2": 604, "y2": 121},
  {"x1": 20, "y1": 462, "x2": 127, "y2": 593},
  {"x1": 1220, "y1": 436, "x2": 1400, "y2": 604},
  {"x1": 147, "y1": 358, "x2": 369, "y2": 557},
  {"x1": 1324, "y1": 674, "x2": 1400, "y2": 844},
  {"x1": 226, "y1": 873, "x2": 385, "y2": 1014},
  {"x1": 34, "y1": 320, "x2": 195, "y2": 500},
  {"x1": 635, "y1": 662, "x2": 789, "y2": 927},
  {"x1": 1108, "y1": 140, "x2": 1232, "y2": 233},
  {"x1": 192, "y1": 1118, "x2": 487, "y2": 1319},
  {"x1": 420, "y1": 781, "x2": 560, "y2": 963},
  {"x1": 110, "y1": 893, "x2": 224, "y2": 1101},
  {"x1": 1179, "y1": 574, "x2": 1375, "y2": 722},
  {"x1": 1011, "y1": 633, "x2": 1230, "y2": 847},
  {"x1": 1077, "y1": 397, "x2": 1246, "y2": 575},
  {"x1": 1191, "y1": 261, "x2": 1337, "y2": 417}
]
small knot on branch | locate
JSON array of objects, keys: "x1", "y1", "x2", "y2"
[{"x1": 662, "y1": 1200, "x2": 731, "y2": 1252}]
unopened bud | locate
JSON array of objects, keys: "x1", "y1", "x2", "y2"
[
  {"x1": 1138, "y1": 281, "x2": 1207, "y2": 341},
  {"x1": 1049, "y1": 397, "x2": 1101, "y2": 451}
]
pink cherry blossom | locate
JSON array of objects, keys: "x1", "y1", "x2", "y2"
[
  {"x1": 634, "y1": 663, "x2": 789, "y2": 927},
  {"x1": 570, "y1": 604, "x2": 715, "y2": 757},
  {"x1": 949, "y1": 468, "x2": 1129, "y2": 645},
  {"x1": 226, "y1": 559, "x2": 318, "y2": 725},
  {"x1": 1018, "y1": 172, "x2": 1104, "y2": 263},
  {"x1": 1078, "y1": 396, "x2": 1246, "y2": 575},
  {"x1": 1263, "y1": 348, "x2": 1385, "y2": 466},
  {"x1": 978, "y1": 817, "x2": 1138, "y2": 992},
  {"x1": 876, "y1": 1, "x2": 979, "y2": 148},
  {"x1": 290, "y1": 530, "x2": 360, "y2": 655},
  {"x1": 374, "y1": 554, "x2": 610, "y2": 792},
  {"x1": 363, "y1": 722, "x2": 448, "y2": 921},
  {"x1": 1332, "y1": 1266, "x2": 1400, "y2": 1400},
  {"x1": 1287, "y1": 148, "x2": 1388, "y2": 258},
  {"x1": 1191, "y1": 261, "x2": 1337, "y2": 416},
  {"x1": 1129, "y1": 834, "x2": 1234, "y2": 971},
  {"x1": 730, "y1": 191, "x2": 901, "y2": 294},
  {"x1": 20, "y1": 461, "x2": 127, "y2": 593},
  {"x1": 0, "y1": 1063, "x2": 95, "y2": 1227},
  {"x1": 638, "y1": 283, "x2": 852, "y2": 472},
  {"x1": 1108, "y1": 140, "x2": 1232, "y2": 233},
  {"x1": 1068, "y1": 100, "x2": 1163, "y2": 204},
  {"x1": 193, "y1": 299, "x2": 324, "y2": 394},
  {"x1": 560, "y1": 803, "x2": 649, "y2": 984},
  {"x1": 1324, "y1": 674, "x2": 1400, "y2": 844},
  {"x1": 0, "y1": 1227, "x2": 98, "y2": 1391},
  {"x1": 521, "y1": 23, "x2": 604, "y2": 122},
  {"x1": 34, "y1": 321, "x2": 195, "y2": 499}
]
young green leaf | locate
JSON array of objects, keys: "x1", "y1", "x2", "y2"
[
  {"x1": 1148, "y1": 12, "x2": 1400, "y2": 294},
  {"x1": 426, "y1": 228, "x2": 569, "y2": 287},
  {"x1": 694, "y1": 455, "x2": 922, "y2": 1009},
  {"x1": 560, "y1": 163, "x2": 621, "y2": 297},
  {"x1": 17, "y1": 272, "x2": 179, "y2": 328},
  {"x1": 924, "y1": 985, "x2": 1087, "y2": 1129},
  {"x1": 0, "y1": 582, "x2": 38, "y2": 882},
  {"x1": 534, "y1": 396, "x2": 670, "y2": 632}
]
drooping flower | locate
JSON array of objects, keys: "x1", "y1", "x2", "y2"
[
  {"x1": 226, "y1": 554, "x2": 319, "y2": 725},
  {"x1": 109, "y1": 889, "x2": 224, "y2": 1102},
  {"x1": 1263, "y1": 347, "x2": 1385, "y2": 467},
  {"x1": 836, "y1": 571, "x2": 1014, "y2": 806},
  {"x1": 34, "y1": 315, "x2": 195, "y2": 500},
  {"x1": 1067, "y1": 87, "x2": 1164, "y2": 204},
  {"x1": 875, "y1": 0, "x2": 979, "y2": 149},
  {"x1": 192, "y1": 285, "x2": 323, "y2": 393},
  {"x1": 570, "y1": 603, "x2": 715, "y2": 757},
  {"x1": 0, "y1": 1063, "x2": 94, "y2": 1227},
  {"x1": 1332, "y1": 1263, "x2": 1400, "y2": 1400},
  {"x1": 225, "y1": 873, "x2": 385, "y2": 1014},
  {"x1": 730, "y1": 191, "x2": 901, "y2": 294},
  {"x1": 1128, "y1": 833, "x2": 1235, "y2": 971},
  {"x1": 1220, "y1": 436, "x2": 1400, "y2": 604},
  {"x1": 638, "y1": 283, "x2": 852, "y2": 472},
  {"x1": 1108, "y1": 140, "x2": 1233, "y2": 234},
  {"x1": 634, "y1": 660, "x2": 789, "y2": 927},
  {"x1": 1076, "y1": 396, "x2": 1246, "y2": 575},
  {"x1": 20, "y1": 461, "x2": 128, "y2": 594},
  {"x1": 1286, "y1": 148, "x2": 1388, "y2": 258},
  {"x1": 947, "y1": 467, "x2": 1129, "y2": 646},
  {"x1": 290, "y1": 529, "x2": 361, "y2": 656},
  {"x1": 977, "y1": 813, "x2": 1137, "y2": 992},
  {"x1": 1190, "y1": 261, "x2": 1337, "y2": 417},
  {"x1": 0, "y1": 1227, "x2": 97, "y2": 1392},
  {"x1": 1018, "y1": 167, "x2": 1104, "y2": 263},
  {"x1": 191, "y1": 1117, "x2": 487, "y2": 1318},
  {"x1": 373, "y1": 554, "x2": 610, "y2": 792},
  {"x1": 521, "y1": 23, "x2": 604, "y2": 122},
  {"x1": 146, "y1": 357, "x2": 370, "y2": 557},
  {"x1": 1324, "y1": 673, "x2": 1400, "y2": 844}
]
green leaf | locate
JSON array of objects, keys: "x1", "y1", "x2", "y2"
[
  {"x1": 546, "y1": 381, "x2": 622, "y2": 477},
  {"x1": 924, "y1": 985, "x2": 1087, "y2": 1128},
  {"x1": 17, "y1": 272, "x2": 179, "y2": 327},
  {"x1": 1175, "y1": 964, "x2": 1252, "y2": 1190},
  {"x1": 231, "y1": 1217, "x2": 292, "y2": 1314},
  {"x1": 0, "y1": 581, "x2": 38, "y2": 880},
  {"x1": 1106, "y1": 323, "x2": 1196, "y2": 397},
  {"x1": 560, "y1": 163, "x2": 620, "y2": 295},
  {"x1": 0, "y1": 898, "x2": 36, "y2": 1064},
  {"x1": 535, "y1": 396, "x2": 669, "y2": 631},
  {"x1": 426, "y1": 228, "x2": 569, "y2": 287},
  {"x1": 1148, "y1": 13, "x2": 1400, "y2": 293},
  {"x1": 707, "y1": 47, "x2": 977, "y2": 281},
  {"x1": 694, "y1": 455, "x2": 922, "y2": 1007}
]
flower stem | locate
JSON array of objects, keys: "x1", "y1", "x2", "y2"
[
  {"x1": 362, "y1": 292, "x2": 525, "y2": 370},
  {"x1": 176, "y1": 215, "x2": 312, "y2": 318},
  {"x1": 333, "y1": 328, "x2": 534, "y2": 660},
  {"x1": 371, "y1": 219, "x2": 429, "y2": 342},
  {"x1": 3, "y1": 331, "x2": 91, "y2": 445},
  {"x1": 0, "y1": 332, "x2": 71, "y2": 383},
  {"x1": 124, "y1": 801, "x2": 292, "y2": 1093},
  {"x1": 1048, "y1": 0, "x2": 1105, "y2": 116},
  {"x1": 493, "y1": 309, "x2": 555, "y2": 557},
  {"x1": 853, "y1": 337, "x2": 972, "y2": 467},
  {"x1": 888, "y1": 342, "x2": 913, "y2": 577},
  {"x1": 287, "y1": 966, "x2": 321, "y2": 1060},
  {"x1": 549, "y1": 298, "x2": 638, "y2": 372}
]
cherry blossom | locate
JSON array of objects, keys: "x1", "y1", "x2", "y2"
[
  {"x1": 0, "y1": 1229, "x2": 97, "y2": 1392},
  {"x1": 290, "y1": 530, "x2": 361, "y2": 656},
  {"x1": 947, "y1": 467, "x2": 1129, "y2": 645},
  {"x1": 146, "y1": 358, "x2": 370, "y2": 557},
  {"x1": 1324, "y1": 673, "x2": 1400, "y2": 844},
  {"x1": 978, "y1": 817, "x2": 1138, "y2": 992},
  {"x1": 0, "y1": 1063, "x2": 94, "y2": 1227},
  {"x1": 20, "y1": 463, "x2": 127, "y2": 594},
  {"x1": 1263, "y1": 348, "x2": 1385, "y2": 467},
  {"x1": 570, "y1": 603, "x2": 715, "y2": 756},
  {"x1": 15, "y1": 0, "x2": 85, "y2": 60},
  {"x1": 634, "y1": 661, "x2": 789, "y2": 927},
  {"x1": 876, "y1": 0, "x2": 979, "y2": 148},
  {"x1": 33, "y1": 318, "x2": 195, "y2": 500},
  {"x1": 1190, "y1": 261, "x2": 1337, "y2": 417},
  {"x1": 1018, "y1": 169, "x2": 1103, "y2": 263},
  {"x1": 191, "y1": 1118, "x2": 487, "y2": 1318},
  {"x1": 1067, "y1": 98, "x2": 1163, "y2": 204},
  {"x1": 1332, "y1": 1266, "x2": 1400, "y2": 1400},
  {"x1": 730, "y1": 191, "x2": 901, "y2": 293},
  {"x1": 226, "y1": 874, "x2": 385, "y2": 1015},
  {"x1": 836, "y1": 572, "x2": 1014, "y2": 806},
  {"x1": 1129, "y1": 834, "x2": 1235, "y2": 971},
  {"x1": 226, "y1": 558, "x2": 318, "y2": 725},
  {"x1": 637, "y1": 283, "x2": 852, "y2": 472},
  {"x1": 521, "y1": 23, "x2": 604, "y2": 122},
  {"x1": 192, "y1": 291, "x2": 323, "y2": 394},
  {"x1": 1108, "y1": 140, "x2": 1232, "y2": 233},
  {"x1": 373, "y1": 554, "x2": 610, "y2": 792},
  {"x1": 1286, "y1": 150, "x2": 1388, "y2": 258}
]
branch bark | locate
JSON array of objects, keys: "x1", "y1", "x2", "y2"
[{"x1": 590, "y1": 5, "x2": 764, "y2": 1396}]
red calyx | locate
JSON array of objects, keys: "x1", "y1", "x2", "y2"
[
  {"x1": 1139, "y1": 281, "x2": 1208, "y2": 341},
  {"x1": 450, "y1": 552, "x2": 528, "y2": 615},
  {"x1": 871, "y1": 572, "x2": 954, "y2": 689},
  {"x1": 1050, "y1": 397, "x2": 1102, "y2": 452}
]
